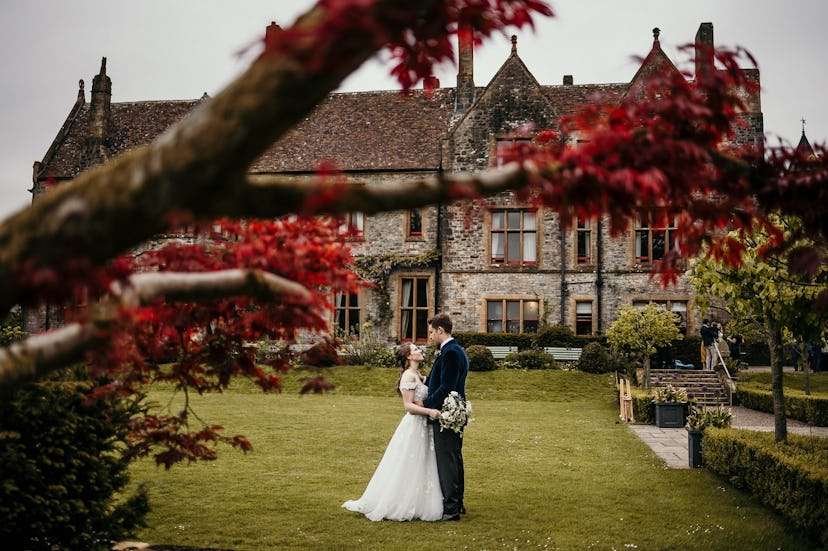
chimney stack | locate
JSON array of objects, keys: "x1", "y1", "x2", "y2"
[
  {"x1": 455, "y1": 23, "x2": 475, "y2": 114},
  {"x1": 695, "y1": 22, "x2": 714, "y2": 80},
  {"x1": 563, "y1": 75, "x2": 573, "y2": 86},
  {"x1": 89, "y1": 57, "x2": 111, "y2": 141}
]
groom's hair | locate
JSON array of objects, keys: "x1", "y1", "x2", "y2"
[{"x1": 427, "y1": 313, "x2": 453, "y2": 335}]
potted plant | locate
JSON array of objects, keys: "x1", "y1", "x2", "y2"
[
  {"x1": 651, "y1": 383, "x2": 689, "y2": 428},
  {"x1": 685, "y1": 405, "x2": 733, "y2": 468}
]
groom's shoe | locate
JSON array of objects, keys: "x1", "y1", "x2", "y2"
[
  {"x1": 459, "y1": 506, "x2": 467, "y2": 514},
  {"x1": 440, "y1": 513, "x2": 461, "y2": 521}
]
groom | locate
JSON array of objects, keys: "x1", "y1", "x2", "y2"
[{"x1": 422, "y1": 313, "x2": 469, "y2": 521}]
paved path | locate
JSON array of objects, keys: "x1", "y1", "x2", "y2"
[{"x1": 628, "y1": 406, "x2": 828, "y2": 469}]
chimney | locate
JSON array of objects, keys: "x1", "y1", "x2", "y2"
[
  {"x1": 563, "y1": 75, "x2": 573, "y2": 86},
  {"x1": 423, "y1": 75, "x2": 440, "y2": 93},
  {"x1": 89, "y1": 57, "x2": 111, "y2": 141},
  {"x1": 695, "y1": 22, "x2": 714, "y2": 80},
  {"x1": 455, "y1": 23, "x2": 475, "y2": 114}
]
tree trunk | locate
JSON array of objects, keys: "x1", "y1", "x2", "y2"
[
  {"x1": 643, "y1": 354, "x2": 651, "y2": 391},
  {"x1": 800, "y1": 342, "x2": 812, "y2": 396},
  {"x1": 766, "y1": 321, "x2": 788, "y2": 443}
]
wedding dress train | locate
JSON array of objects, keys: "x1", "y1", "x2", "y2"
[{"x1": 342, "y1": 381, "x2": 443, "y2": 521}]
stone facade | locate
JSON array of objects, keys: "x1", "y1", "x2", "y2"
[{"x1": 31, "y1": 22, "x2": 761, "y2": 343}]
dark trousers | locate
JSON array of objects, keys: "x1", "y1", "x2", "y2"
[{"x1": 433, "y1": 426, "x2": 464, "y2": 515}]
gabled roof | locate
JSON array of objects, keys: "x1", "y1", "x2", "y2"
[
  {"x1": 449, "y1": 36, "x2": 560, "y2": 137},
  {"x1": 625, "y1": 28, "x2": 684, "y2": 100}
]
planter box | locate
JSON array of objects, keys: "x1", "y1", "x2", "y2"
[
  {"x1": 654, "y1": 402, "x2": 687, "y2": 428},
  {"x1": 687, "y1": 428, "x2": 704, "y2": 468}
]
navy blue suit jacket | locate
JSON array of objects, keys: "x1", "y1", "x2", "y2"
[{"x1": 423, "y1": 339, "x2": 469, "y2": 411}]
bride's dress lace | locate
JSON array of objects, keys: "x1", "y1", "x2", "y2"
[{"x1": 342, "y1": 381, "x2": 442, "y2": 521}]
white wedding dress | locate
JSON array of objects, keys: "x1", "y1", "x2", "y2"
[{"x1": 342, "y1": 380, "x2": 443, "y2": 521}]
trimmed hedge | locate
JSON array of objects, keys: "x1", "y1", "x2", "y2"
[
  {"x1": 576, "y1": 342, "x2": 613, "y2": 374},
  {"x1": 703, "y1": 428, "x2": 828, "y2": 546},
  {"x1": 736, "y1": 385, "x2": 828, "y2": 426},
  {"x1": 454, "y1": 331, "x2": 606, "y2": 351},
  {"x1": 503, "y1": 350, "x2": 558, "y2": 370}
]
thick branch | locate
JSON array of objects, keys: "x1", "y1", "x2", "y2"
[
  {"x1": 0, "y1": 2, "x2": 392, "y2": 314},
  {"x1": 218, "y1": 162, "x2": 532, "y2": 217}
]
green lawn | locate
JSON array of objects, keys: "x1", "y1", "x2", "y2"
[
  {"x1": 128, "y1": 368, "x2": 821, "y2": 550},
  {"x1": 739, "y1": 369, "x2": 828, "y2": 394}
]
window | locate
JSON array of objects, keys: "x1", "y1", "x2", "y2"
[
  {"x1": 633, "y1": 299, "x2": 688, "y2": 335},
  {"x1": 339, "y1": 212, "x2": 364, "y2": 239},
  {"x1": 575, "y1": 301, "x2": 593, "y2": 335},
  {"x1": 333, "y1": 292, "x2": 361, "y2": 336},
  {"x1": 490, "y1": 210, "x2": 537, "y2": 266},
  {"x1": 494, "y1": 137, "x2": 532, "y2": 168},
  {"x1": 407, "y1": 209, "x2": 423, "y2": 238},
  {"x1": 634, "y1": 212, "x2": 676, "y2": 264},
  {"x1": 576, "y1": 217, "x2": 591, "y2": 264},
  {"x1": 486, "y1": 299, "x2": 539, "y2": 333},
  {"x1": 400, "y1": 277, "x2": 430, "y2": 342}
]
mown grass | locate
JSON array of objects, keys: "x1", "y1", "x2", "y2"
[{"x1": 128, "y1": 368, "x2": 821, "y2": 550}]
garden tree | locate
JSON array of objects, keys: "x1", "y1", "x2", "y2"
[
  {"x1": 606, "y1": 303, "x2": 683, "y2": 390},
  {"x1": 0, "y1": 0, "x2": 825, "y2": 464},
  {"x1": 688, "y1": 216, "x2": 828, "y2": 442}
]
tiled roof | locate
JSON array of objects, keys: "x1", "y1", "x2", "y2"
[
  {"x1": 251, "y1": 88, "x2": 455, "y2": 173},
  {"x1": 37, "y1": 89, "x2": 457, "y2": 180},
  {"x1": 544, "y1": 83, "x2": 627, "y2": 117}
]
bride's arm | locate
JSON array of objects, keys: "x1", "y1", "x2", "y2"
[{"x1": 400, "y1": 375, "x2": 440, "y2": 419}]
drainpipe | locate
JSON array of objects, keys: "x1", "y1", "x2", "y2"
[
  {"x1": 434, "y1": 203, "x2": 442, "y2": 314},
  {"x1": 595, "y1": 219, "x2": 604, "y2": 334},
  {"x1": 560, "y1": 226, "x2": 567, "y2": 326}
]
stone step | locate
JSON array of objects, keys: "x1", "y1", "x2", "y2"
[{"x1": 649, "y1": 369, "x2": 729, "y2": 406}]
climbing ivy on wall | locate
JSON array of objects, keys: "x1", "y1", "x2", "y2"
[{"x1": 352, "y1": 249, "x2": 441, "y2": 324}]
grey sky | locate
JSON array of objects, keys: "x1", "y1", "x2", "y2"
[{"x1": 1, "y1": 1, "x2": 825, "y2": 221}]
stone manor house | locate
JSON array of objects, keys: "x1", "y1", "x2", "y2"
[{"x1": 31, "y1": 22, "x2": 762, "y2": 343}]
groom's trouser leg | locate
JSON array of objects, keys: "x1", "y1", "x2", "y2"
[{"x1": 434, "y1": 427, "x2": 463, "y2": 515}]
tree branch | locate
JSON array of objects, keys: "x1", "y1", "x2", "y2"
[{"x1": 0, "y1": 269, "x2": 312, "y2": 390}]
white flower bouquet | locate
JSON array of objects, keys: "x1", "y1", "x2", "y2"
[{"x1": 439, "y1": 391, "x2": 473, "y2": 435}]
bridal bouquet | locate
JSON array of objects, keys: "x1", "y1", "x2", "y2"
[{"x1": 439, "y1": 391, "x2": 473, "y2": 435}]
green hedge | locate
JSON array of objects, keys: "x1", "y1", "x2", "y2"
[
  {"x1": 454, "y1": 331, "x2": 605, "y2": 351},
  {"x1": 736, "y1": 385, "x2": 828, "y2": 426},
  {"x1": 703, "y1": 428, "x2": 828, "y2": 546}
]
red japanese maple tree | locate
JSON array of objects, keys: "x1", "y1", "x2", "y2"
[{"x1": 0, "y1": 0, "x2": 825, "y2": 465}]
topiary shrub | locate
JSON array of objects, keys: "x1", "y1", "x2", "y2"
[
  {"x1": 466, "y1": 345, "x2": 497, "y2": 372},
  {"x1": 0, "y1": 366, "x2": 149, "y2": 550},
  {"x1": 532, "y1": 325, "x2": 577, "y2": 347},
  {"x1": 576, "y1": 342, "x2": 613, "y2": 373},
  {"x1": 505, "y1": 349, "x2": 558, "y2": 370}
]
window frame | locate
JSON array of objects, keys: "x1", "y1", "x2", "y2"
[
  {"x1": 575, "y1": 216, "x2": 594, "y2": 266},
  {"x1": 633, "y1": 210, "x2": 676, "y2": 265},
  {"x1": 339, "y1": 211, "x2": 365, "y2": 241},
  {"x1": 406, "y1": 208, "x2": 423, "y2": 240},
  {"x1": 484, "y1": 297, "x2": 541, "y2": 334},
  {"x1": 398, "y1": 275, "x2": 432, "y2": 343},
  {"x1": 631, "y1": 298, "x2": 690, "y2": 336},
  {"x1": 488, "y1": 208, "x2": 538, "y2": 267},
  {"x1": 333, "y1": 291, "x2": 361, "y2": 337}
]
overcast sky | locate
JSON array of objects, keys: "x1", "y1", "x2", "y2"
[{"x1": 1, "y1": 0, "x2": 825, "y2": 221}]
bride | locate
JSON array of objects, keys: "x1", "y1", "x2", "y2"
[{"x1": 342, "y1": 343, "x2": 444, "y2": 521}]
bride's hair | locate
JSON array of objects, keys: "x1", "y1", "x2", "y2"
[{"x1": 394, "y1": 343, "x2": 413, "y2": 396}]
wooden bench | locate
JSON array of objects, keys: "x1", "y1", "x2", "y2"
[
  {"x1": 543, "y1": 346, "x2": 582, "y2": 362},
  {"x1": 486, "y1": 345, "x2": 518, "y2": 359}
]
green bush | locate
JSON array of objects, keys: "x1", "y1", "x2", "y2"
[
  {"x1": 736, "y1": 385, "x2": 828, "y2": 426},
  {"x1": 703, "y1": 428, "x2": 828, "y2": 546},
  {"x1": 504, "y1": 349, "x2": 558, "y2": 370},
  {"x1": 372, "y1": 346, "x2": 397, "y2": 368},
  {"x1": 466, "y1": 344, "x2": 497, "y2": 372},
  {"x1": 0, "y1": 367, "x2": 149, "y2": 550},
  {"x1": 532, "y1": 325, "x2": 577, "y2": 347},
  {"x1": 576, "y1": 342, "x2": 612, "y2": 373},
  {"x1": 453, "y1": 331, "x2": 534, "y2": 350}
]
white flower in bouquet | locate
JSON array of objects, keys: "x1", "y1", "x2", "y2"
[{"x1": 439, "y1": 391, "x2": 473, "y2": 435}]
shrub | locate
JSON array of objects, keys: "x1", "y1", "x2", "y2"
[
  {"x1": 300, "y1": 342, "x2": 341, "y2": 367},
  {"x1": 371, "y1": 347, "x2": 397, "y2": 368},
  {"x1": 532, "y1": 325, "x2": 577, "y2": 347},
  {"x1": 576, "y1": 342, "x2": 612, "y2": 373},
  {"x1": 339, "y1": 326, "x2": 389, "y2": 365},
  {"x1": 466, "y1": 345, "x2": 497, "y2": 372},
  {"x1": 504, "y1": 349, "x2": 558, "y2": 370},
  {"x1": 703, "y1": 428, "x2": 828, "y2": 546},
  {"x1": 0, "y1": 367, "x2": 149, "y2": 550}
]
